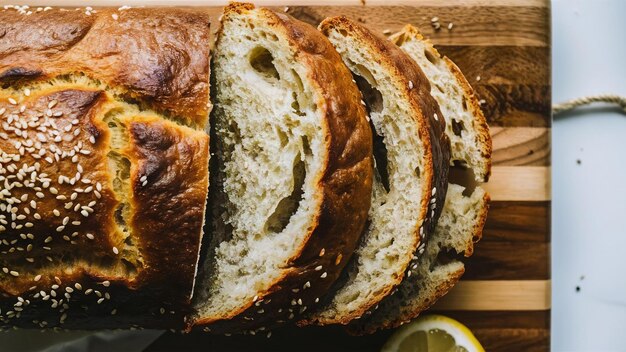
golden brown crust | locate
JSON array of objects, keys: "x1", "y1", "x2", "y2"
[
  {"x1": 191, "y1": 3, "x2": 373, "y2": 333},
  {"x1": 351, "y1": 267, "x2": 466, "y2": 335},
  {"x1": 0, "y1": 8, "x2": 210, "y2": 329},
  {"x1": 304, "y1": 16, "x2": 450, "y2": 325},
  {"x1": 0, "y1": 7, "x2": 212, "y2": 127},
  {"x1": 125, "y1": 116, "x2": 209, "y2": 307}
]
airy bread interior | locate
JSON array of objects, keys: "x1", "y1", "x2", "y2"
[
  {"x1": 192, "y1": 10, "x2": 327, "y2": 322},
  {"x1": 310, "y1": 25, "x2": 430, "y2": 324},
  {"x1": 391, "y1": 26, "x2": 491, "y2": 181}
]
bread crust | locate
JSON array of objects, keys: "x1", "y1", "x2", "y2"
[
  {"x1": 0, "y1": 7, "x2": 212, "y2": 128},
  {"x1": 301, "y1": 17, "x2": 450, "y2": 325},
  {"x1": 191, "y1": 3, "x2": 373, "y2": 333},
  {"x1": 0, "y1": 8, "x2": 210, "y2": 329}
]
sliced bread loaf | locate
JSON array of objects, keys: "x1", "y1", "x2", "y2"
[
  {"x1": 347, "y1": 26, "x2": 493, "y2": 334},
  {"x1": 191, "y1": 3, "x2": 373, "y2": 333},
  {"x1": 390, "y1": 25, "x2": 492, "y2": 182},
  {"x1": 347, "y1": 184, "x2": 489, "y2": 334},
  {"x1": 302, "y1": 17, "x2": 450, "y2": 325}
]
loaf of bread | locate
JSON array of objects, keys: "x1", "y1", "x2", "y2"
[
  {"x1": 0, "y1": 4, "x2": 493, "y2": 335},
  {"x1": 347, "y1": 25, "x2": 492, "y2": 334},
  {"x1": 190, "y1": 4, "x2": 373, "y2": 334},
  {"x1": 302, "y1": 16, "x2": 450, "y2": 326},
  {"x1": 0, "y1": 7, "x2": 211, "y2": 329}
]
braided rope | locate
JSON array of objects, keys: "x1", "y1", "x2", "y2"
[{"x1": 553, "y1": 94, "x2": 626, "y2": 115}]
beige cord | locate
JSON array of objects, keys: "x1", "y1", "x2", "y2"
[{"x1": 553, "y1": 94, "x2": 626, "y2": 115}]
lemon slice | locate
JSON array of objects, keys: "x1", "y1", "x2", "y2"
[{"x1": 381, "y1": 314, "x2": 485, "y2": 352}]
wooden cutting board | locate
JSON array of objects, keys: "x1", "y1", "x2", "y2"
[{"x1": 38, "y1": 0, "x2": 549, "y2": 350}]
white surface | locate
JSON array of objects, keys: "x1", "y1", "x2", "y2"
[{"x1": 552, "y1": 0, "x2": 626, "y2": 351}]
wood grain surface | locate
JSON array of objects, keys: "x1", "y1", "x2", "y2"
[{"x1": 139, "y1": 0, "x2": 552, "y2": 351}]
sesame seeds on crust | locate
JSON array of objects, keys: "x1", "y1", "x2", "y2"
[{"x1": 0, "y1": 87, "x2": 125, "y2": 327}]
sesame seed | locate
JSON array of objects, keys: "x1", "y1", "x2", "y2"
[
  {"x1": 314, "y1": 265, "x2": 322, "y2": 271},
  {"x1": 111, "y1": 13, "x2": 119, "y2": 20},
  {"x1": 320, "y1": 272, "x2": 328, "y2": 279},
  {"x1": 476, "y1": 75, "x2": 481, "y2": 81},
  {"x1": 112, "y1": 247, "x2": 119, "y2": 255},
  {"x1": 160, "y1": 307, "x2": 165, "y2": 314},
  {"x1": 432, "y1": 187, "x2": 437, "y2": 196},
  {"x1": 24, "y1": 88, "x2": 31, "y2": 96},
  {"x1": 97, "y1": 298, "x2": 105, "y2": 304},
  {"x1": 319, "y1": 248, "x2": 325, "y2": 257},
  {"x1": 65, "y1": 287, "x2": 74, "y2": 293},
  {"x1": 86, "y1": 233, "x2": 94, "y2": 240},
  {"x1": 47, "y1": 100, "x2": 57, "y2": 109},
  {"x1": 408, "y1": 81, "x2": 414, "y2": 89},
  {"x1": 383, "y1": 29, "x2": 391, "y2": 35},
  {"x1": 431, "y1": 16, "x2": 439, "y2": 22},
  {"x1": 8, "y1": 98, "x2": 17, "y2": 105},
  {"x1": 434, "y1": 113, "x2": 439, "y2": 121},
  {"x1": 448, "y1": 22, "x2": 454, "y2": 30},
  {"x1": 34, "y1": 275, "x2": 41, "y2": 282},
  {"x1": 102, "y1": 281, "x2": 110, "y2": 287},
  {"x1": 10, "y1": 270, "x2": 19, "y2": 277}
]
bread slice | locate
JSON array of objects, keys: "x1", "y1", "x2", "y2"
[
  {"x1": 347, "y1": 184, "x2": 489, "y2": 334},
  {"x1": 390, "y1": 25, "x2": 492, "y2": 182},
  {"x1": 346, "y1": 26, "x2": 493, "y2": 334},
  {"x1": 190, "y1": 4, "x2": 373, "y2": 333},
  {"x1": 302, "y1": 17, "x2": 450, "y2": 326}
]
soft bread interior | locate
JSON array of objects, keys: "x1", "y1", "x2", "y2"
[
  {"x1": 192, "y1": 10, "x2": 326, "y2": 322},
  {"x1": 392, "y1": 28, "x2": 490, "y2": 181},
  {"x1": 311, "y1": 25, "x2": 429, "y2": 323},
  {"x1": 353, "y1": 184, "x2": 487, "y2": 331}
]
